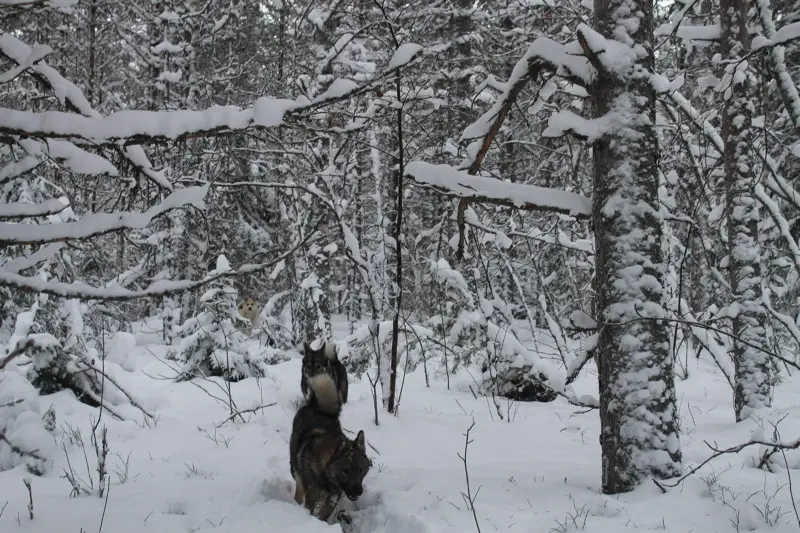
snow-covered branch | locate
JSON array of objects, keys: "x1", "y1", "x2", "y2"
[
  {"x1": 0, "y1": 431, "x2": 44, "y2": 461},
  {"x1": 0, "y1": 225, "x2": 317, "y2": 300},
  {"x1": 0, "y1": 338, "x2": 34, "y2": 371},
  {"x1": 0, "y1": 186, "x2": 208, "y2": 245},
  {"x1": 448, "y1": 37, "x2": 592, "y2": 258},
  {"x1": 2, "y1": 243, "x2": 64, "y2": 275},
  {"x1": 662, "y1": 88, "x2": 800, "y2": 213},
  {"x1": 575, "y1": 23, "x2": 637, "y2": 79},
  {"x1": 0, "y1": 153, "x2": 41, "y2": 186},
  {"x1": 0, "y1": 32, "x2": 428, "y2": 150},
  {"x1": 405, "y1": 161, "x2": 592, "y2": 218},
  {"x1": 0, "y1": 198, "x2": 67, "y2": 220},
  {"x1": 752, "y1": 21, "x2": 800, "y2": 50},
  {"x1": 0, "y1": 33, "x2": 170, "y2": 190},
  {"x1": 752, "y1": 3, "x2": 800, "y2": 134},
  {"x1": 0, "y1": 0, "x2": 75, "y2": 8},
  {"x1": 18, "y1": 138, "x2": 119, "y2": 177},
  {"x1": 459, "y1": 36, "x2": 590, "y2": 170},
  {"x1": 0, "y1": 102, "x2": 295, "y2": 145}
]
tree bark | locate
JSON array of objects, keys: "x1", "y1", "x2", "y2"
[
  {"x1": 720, "y1": 0, "x2": 772, "y2": 421},
  {"x1": 591, "y1": 0, "x2": 683, "y2": 493}
]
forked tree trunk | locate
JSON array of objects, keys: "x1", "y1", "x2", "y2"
[
  {"x1": 590, "y1": 0, "x2": 682, "y2": 494},
  {"x1": 720, "y1": 0, "x2": 772, "y2": 421}
]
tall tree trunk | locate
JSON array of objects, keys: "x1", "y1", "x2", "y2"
[
  {"x1": 590, "y1": 0, "x2": 682, "y2": 493},
  {"x1": 387, "y1": 82, "x2": 405, "y2": 413},
  {"x1": 720, "y1": 0, "x2": 772, "y2": 421}
]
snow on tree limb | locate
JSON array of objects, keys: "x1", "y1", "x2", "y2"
[
  {"x1": 0, "y1": 229, "x2": 314, "y2": 300},
  {"x1": 752, "y1": 2, "x2": 800, "y2": 134},
  {"x1": 653, "y1": 0, "x2": 702, "y2": 44},
  {"x1": 674, "y1": 25, "x2": 720, "y2": 42},
  {"x1": 663, "y1": 87, "x2": 800, "y2": 228},
  {"x1": 752, "y1": 21, "x2": 800, "y2": 50},
  {"x1": 451, "y1": 37, "x2": 591, "y2": 258},
  {"x1": 543, "y1": 109, "x2": 624, "y2": 142},
  {"x1": 461, "y1": 36, "x2": 591, "y2": 153},
  {"x1": 655, "y1": 433, "x2": 800, "y2": 492},
  {"x1": 0, "y1": 42, "x2": 50, "y2": 84},
  {"x1": 405, "y1": 161, "x2": 591, "y2": 218},
  {"x1": 387, "y1": 43, "x2": 424, "y2": 70},
  {"x1": 0, "y1": 198, "x2": 68, "y2": 220},
  {"x1": 575, "y1": 24, "x2": 637, "y2": 78},
  {"x1": 0, "y1": 186, "x2": 209, "y2": 245},
  {"x1": 0, "y1": 101, "x2": 296, "y2": 145},
  {"x1": 2, "y1": 243, "x2": 64, "y2": 274},
  {"x1": 0, "y1": 338, "x2": 34, "y2": 371},
  {"x1": 18, "y1": 138, "x2": 119, "y2": 177},
  {"x1": 0, "y1": 153, "x2": 41, "y2": 186},
  {"x1": 0, "y1": 44, "x2": 427, "y2": 149},
  {"x1": 0, "y1": 0, "x2": 76, "y2": 7},
  {"x1": 655, "y1": 18, "x2": 800, "y2": 50},
  {"x1": 754, "y1": 184, "x2": 800, "y2": 273},
  {"x1": 0, "y1": 32, "x2": 170, "y2": 190}
]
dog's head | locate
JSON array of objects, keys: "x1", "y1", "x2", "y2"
[
  {"x1": 302, "y1": 342, "x2": 331, "y2": 377},
  {"x1": 238, "y1": 298, "x2": 258, "y2": 316},
  {"x1": 330, "y1": 430, "x2": 371, "y2": 501}
]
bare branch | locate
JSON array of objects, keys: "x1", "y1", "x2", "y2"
[{"x1": 654, "y1": 435, "x2": 800, "y2": 491}]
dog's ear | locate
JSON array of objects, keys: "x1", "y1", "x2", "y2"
[{"x1": 354, "y1": 430, "x2": 365, "y2": 450}]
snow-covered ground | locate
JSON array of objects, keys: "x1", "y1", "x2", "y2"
[{"x1": 2, "y1": 318, "x2": 800, "y2": 533}]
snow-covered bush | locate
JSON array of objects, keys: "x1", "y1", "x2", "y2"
[
  {"x1": 107, "y1": 331, "x2": 138, "y2": 372},
  {"x1": 427, "y1": 259, "x2": 558, "y2": 402},
  {"x1": 18, "y1": 300, "x2": 146, "y2": 420},
  {"x1": 256, "y1": 290, "x2": 297, "y2": 349},
  {"x1": 427, "y1": 258, "x2": 487, "y2": 372},
  {"x1": 172, "y1": 256, "x2": 267, "y2": 382},
  {"x1": 0, "y1": 368, "x2": 55, "y2": 476},
  {"x1": 24, "y1": 297, "x2": 123, "y2": 407}
]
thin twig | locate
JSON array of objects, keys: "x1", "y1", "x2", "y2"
[
  {"x1": 23, "y1": 478, "x2": 33, "y2": 520},
  {"x1": 215, "y1": 403, "x2": 277, "y2": 428},
  {"x1": 98, "y1": 477, "x2": 111, "y2": 532},
  {"x1": 773, "y1": 423, "x2": 800, "y2": 528},
  {"x1": 457, "y1": 420, "x2": 482, "y2": 533}
]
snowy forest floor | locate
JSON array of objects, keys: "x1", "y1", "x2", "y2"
[{"x1": 3, "y1": 317, "x2": 800, "y2": 533}]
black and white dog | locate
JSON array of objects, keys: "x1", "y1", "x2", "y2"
[{"x1": 300, "y1": 341, "x2": 348, "y2": 405}]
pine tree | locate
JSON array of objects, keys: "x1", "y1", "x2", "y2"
[{"x1": 173, "y1": 256, "x2": 267, "y2": 382}]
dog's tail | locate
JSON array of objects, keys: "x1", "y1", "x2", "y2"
[
  {"x1": 324, "y1": 341, "x2": 337, "y2": 361},
  {"x1": 307, "y1": 373, "x2": 341, "y2": 416}
]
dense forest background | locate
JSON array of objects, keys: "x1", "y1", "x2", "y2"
[{"x1": 1, "y1": 0, "x2": 799, "y2": 497}]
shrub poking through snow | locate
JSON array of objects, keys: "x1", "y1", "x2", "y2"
[{"x1": 173, "y1": 256, "x2": 267, "y2": 382}]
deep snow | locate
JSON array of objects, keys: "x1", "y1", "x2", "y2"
[{"x1": 2, "y1": 317, "x2": 800, "y2": 533}]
